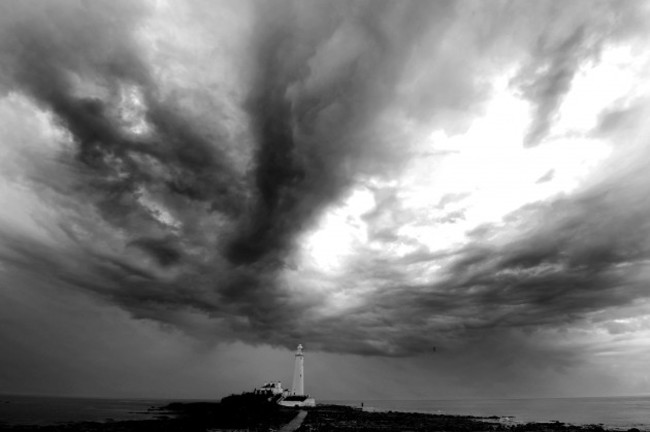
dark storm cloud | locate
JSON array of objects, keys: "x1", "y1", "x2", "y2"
[
  {"x1": 227, "y1": 0, "x2": 456, "y2": 264},
  {"x1": 0, "y1": 0, "x2": 247, "y2": 231},
  {"x1": 1, "y1": 0, "x2": 650, "y2": 363},
  {"x1": 128, "y1": 237, "x2": 182, "y2": 267},
  {"x1": 514, "y1": 26, "x2": 593, "y2": 147},
  {"x1": 340, "y1": 159, "x2": 650, "y2": 356},
  {"x1": 509, "y1": 0, "x2": 645, "y2": 147},
  {"x1": 0, "y1": 0, "x2": 261, "y2": 342},
  {"x1": 0, "y1": 0, "x2": 463, "y2": 353},
  {"x1": 277, "y1": 90, "x2": 650, "y2": 357}
]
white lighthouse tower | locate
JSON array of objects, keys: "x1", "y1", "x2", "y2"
[
  {"x1": 291, "y1": 344, "x2": 304, "y2": 395},
  {"x1": 277, "y1": 343, "x2": 316, "y2": 407}
]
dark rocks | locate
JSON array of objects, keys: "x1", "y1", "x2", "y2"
[
  {"x1": 0, "y1": 401, "x2": 641, "y2": 432},
  {"x1": 296, "y1": 405, "x2": 633, "y2": 432},
  {"x1": 0, "y1": 396, "x2": 295, "y2": 432}
]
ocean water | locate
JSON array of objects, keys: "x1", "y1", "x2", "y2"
[
  {"x1": 2, "y1": 394, "x2": 649, "y2": 429},
  {"x1": 0, "y1": 395, "x2": 178, "y2": 426},
  {"x1": 327, "y1": 396, "x2": 650, "y2": 430}
]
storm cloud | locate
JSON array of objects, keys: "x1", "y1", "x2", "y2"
[{"x1": 1, "y1": 0, "x2": 650, "y2": 389}]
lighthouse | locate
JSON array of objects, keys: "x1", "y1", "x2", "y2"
[
  {"x1": 291, "y1": 344, "x2": 304, "y2": 395},
  {"x1": 277, "y1": 343, "x2": 316, "y2": 407}
]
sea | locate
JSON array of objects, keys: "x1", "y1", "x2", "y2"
[
  {"x1": 1, "y1": 394, "x2": 649, "y2": 429},
  {"x1": 0, "y1": 395, "x2": 179, "y2": 426},
  {"x1": 326, "y1": 397, "x2": 650, "y2": 430}
]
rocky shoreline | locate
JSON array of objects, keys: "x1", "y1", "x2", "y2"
[
  {"x1": 298, "y1": 404, "x2": 638, "y2": 432},
  {"x1": 0, "y1": 397, "x2": 643, "y2": 432}
]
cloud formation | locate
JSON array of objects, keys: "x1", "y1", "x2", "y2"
[{"x1": 1, "y1": 0, "x2": 650, "y2": 382}]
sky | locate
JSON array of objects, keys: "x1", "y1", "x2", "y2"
[{"x1": 1, "y1": 0, "x2": 650, "y2": 400}]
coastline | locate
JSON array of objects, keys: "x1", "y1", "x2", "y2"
[
  {"x1": 301, "y1": 404, "x2": 641, "y2": 432},
  {"x1": 323, "y1": 397, "x2": 650, "y2": 430},
  {"x1": 0, "y1": 398, "x2": 645, "y2": 432}
]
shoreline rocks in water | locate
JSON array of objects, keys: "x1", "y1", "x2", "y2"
[
  {"x1": 0, "y1": 397, "x2": 644, "y2": 432},
  {"x1": 298, "y1": 404, "x2": 621, "y2": 432}
]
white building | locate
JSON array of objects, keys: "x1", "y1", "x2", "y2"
[
  {"x1": 253, "y1": 381, "x2": 284, "y2": 397},
  {"x1": 277, "y1": 344, "x2": 316, "y2": 408}
]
